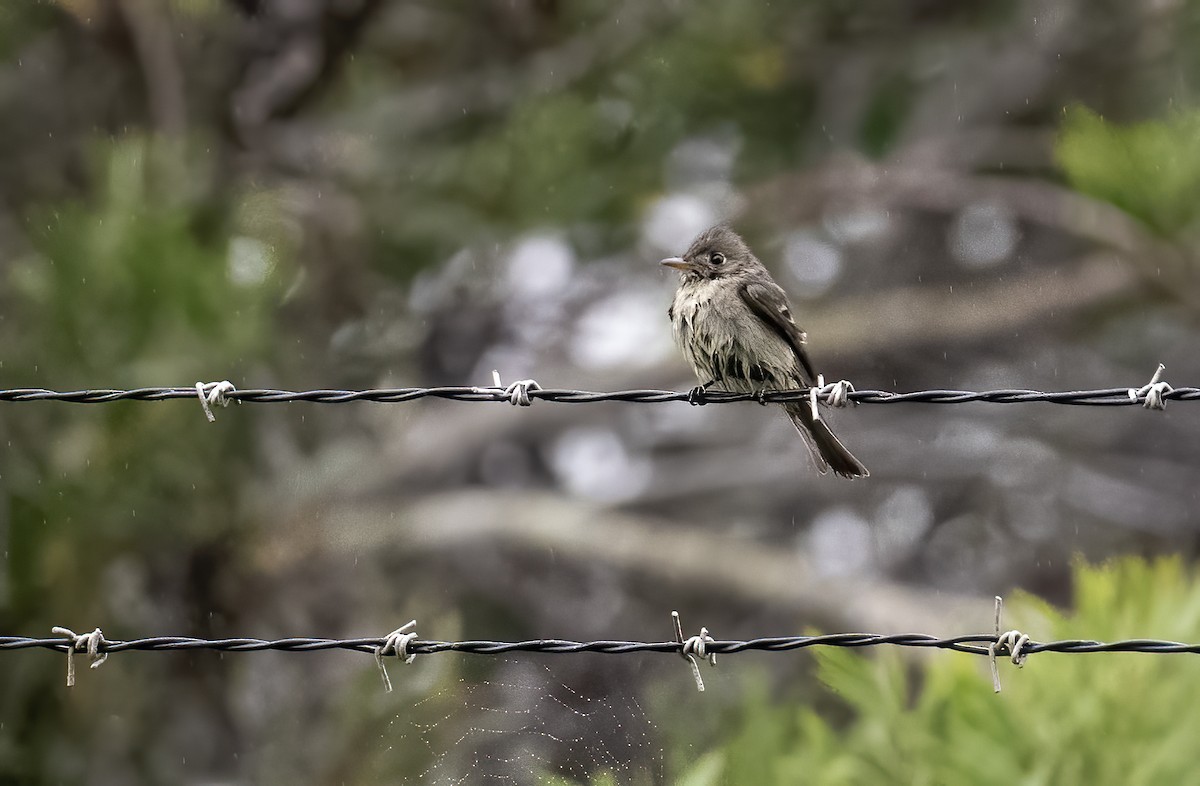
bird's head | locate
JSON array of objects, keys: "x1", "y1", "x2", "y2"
[{"x1": 661, "y1": 225, "x2": 758, "y2": 281}]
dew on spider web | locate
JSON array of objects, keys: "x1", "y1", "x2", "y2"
[{"x1": 387, "y1": 659, "x2": 663, "y2": 784}]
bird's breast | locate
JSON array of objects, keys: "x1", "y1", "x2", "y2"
[{"x1": 670, "y1": 279, "x2": 798, "y2": 390}]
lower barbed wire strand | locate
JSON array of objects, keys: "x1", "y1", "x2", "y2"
[{"x1": 5, "y1": 634, "x2": 1200, "y2": 657}]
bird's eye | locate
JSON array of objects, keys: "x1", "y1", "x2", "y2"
[{"x1": 709, "y1": 252, "x2": 725, "y2": 265}]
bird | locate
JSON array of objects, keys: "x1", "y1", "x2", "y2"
[{"x1": 662, "y1": 225, "x2": 868, "y2": 478}]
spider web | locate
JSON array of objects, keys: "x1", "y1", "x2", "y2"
[{"x1": 386, "y1": 659, "x2": 665, "y2": 785}]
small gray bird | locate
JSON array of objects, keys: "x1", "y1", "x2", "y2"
[{"x1": 663, "y1": 225, "x2": 868, "y2": 478}]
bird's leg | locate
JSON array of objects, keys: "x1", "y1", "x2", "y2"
[
  {"x1": 688, "y1": 379, "x2": 718, "y2": 406},
  {"x1": 748, "y1": 365, "x2": 771, "y2": 405}
]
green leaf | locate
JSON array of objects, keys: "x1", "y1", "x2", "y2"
[
  {"x1": 691, "y1": 557, "x2": 1200, "y2": 786},
  {"x1": 1057, "y1": 106, "x2": 1200, "y2": 237},
  {"x1": 675, "y1": 750, "x2": 726, "y2": 786}
]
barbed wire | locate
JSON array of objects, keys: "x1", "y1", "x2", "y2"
[
  {"x1": 13, "y1": 631, "x2": 1196, "y2": 658},
  {"x1": 18, "y1": 633, "x2": 1200, "y2": 656},
  {"x1": 0, "y1": 379, "x2": 1193, "y2": 407},
  {"x1": 12, "y1": 600, "x2": 1200, "y2": 692},
  {"x1": 1, "y1": 632, "x2": 1008, "y2": 656}
]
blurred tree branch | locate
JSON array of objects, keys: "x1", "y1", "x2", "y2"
[
  {"x1": 263, "y1": 489, "x2": 985, "y2": 635},
  {"x1": 363, "y1": 0, "x2": 673, "y2": 139},
  {"x1": 114, "y1": 0, "x2": 186, "y2": 136},
  {"x1": 229, "y1": 0, "x2": 384, "y2": 144},
  {"x1": 810, "y1": 254, "x2": 1135, "y2": 350},
  {"x1": 754, "y1": 156, "x2": 1195, "y2": 307}
]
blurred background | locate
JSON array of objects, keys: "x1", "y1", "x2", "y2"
[{"x1": 2, "y1": 0, "x2": 1200, "y2": 783}]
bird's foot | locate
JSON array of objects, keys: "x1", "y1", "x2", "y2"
[
  {"x1": 754, "y1": 389, "x2": 770, "y2": 406},
  {"x1": 687, "y1": 385, "x2": 709, "y2": 406}
]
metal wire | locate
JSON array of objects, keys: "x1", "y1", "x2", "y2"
[
  {"x1": 6, "y1": 632, "x2": 1200, "y2": 657},
  {"x1": 1, "y1": 384, "x2": 1197, "y2": 406}
]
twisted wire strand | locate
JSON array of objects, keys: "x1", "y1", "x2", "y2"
[
  {"x1": 2, "y1": 385, "x2": 1199, "y2": 406},
  {"x1": 6, "y1": 633, "x2": 1200, "y2": 658}
]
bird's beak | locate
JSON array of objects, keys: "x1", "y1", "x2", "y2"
[{"x1": 661, "y1": 257, "x2": 691, "y2": 271}]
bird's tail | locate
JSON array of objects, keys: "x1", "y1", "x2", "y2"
[{"x1": 783, "y1": 402, "x2": 869, "y2": 479}]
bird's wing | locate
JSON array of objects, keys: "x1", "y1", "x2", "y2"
[{"x1": 738, "y1": 280, "x2": 817, "y2": 383}]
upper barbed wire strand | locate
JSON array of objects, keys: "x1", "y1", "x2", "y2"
[{"x1": 1, "y1": 385, "x2": 1198, "y2": 406}]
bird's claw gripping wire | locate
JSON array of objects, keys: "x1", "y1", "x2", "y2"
[
  {"x1": 375, "y1": 620, "x2": 419, "y2": 693},
  {"x1": 687, "y1": 383, "x2": 713, "y2": 406},
  {"x1": 808, "y1": 375, "x2": 857, "y2": 423},
  {"x1": 491, "y1": 370, "x2": 542, "y2": 407},
  {"x1": 672, "y1": 611, "x2": 716, "y2": 692},
  {"x1": 1129, "y1": 363, "x2": 1173, "y2": 410}
]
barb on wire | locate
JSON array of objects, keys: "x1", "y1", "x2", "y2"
[
  {"x1": 375, "y1": 620, "x2": 419, "y2": 693},
  {"x1": 1130, "y1": 364, "x2": 1174, "y2": 411},
  {"x1": 808, "y1": 375, "x2": 857, "y2": 423},
  {"x1": 50, "y1": 626, "x2": 108, "y2": 687},
  {"x1": 196, "y1": 380, "x2": 237, "y2": 422},
  {"x1": 487, "y1": 370, "x2": 542, "y2": 407},
  {"x1": 672, "y1": 611, "x2": 716, "y2": 692},
  {"x1": 988, "y1": 596, "x2": 1031, "y2": 693}
]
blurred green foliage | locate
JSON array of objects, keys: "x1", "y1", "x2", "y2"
[
  {"x1": 354, "y1": 0, "x2": 821, "y2": 267},
  {"x1": 1058, "y1": 106, "x2": 1200, "y2": 237},
  {"x1": 0, "y1": 3, "x2": 55, "y2": 60},
  {"x1": 4, "y1": 134, "x2": 277, "y2": 584},
  {"x1": 0, "y1": 135, "x2": 288, "y2": 779},
  {"x1": 12, "y1": 138, "x2": 281, "y2": 380},
  {"x1": 860, "y1": 72, "x2": 918, "y2": 158},
  {"x1": 545, "y1": 771, "x2": 634, "y2": 786},
  {"x1": 646, "y1": 557, "x2": 1200, "y2": 785}
]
